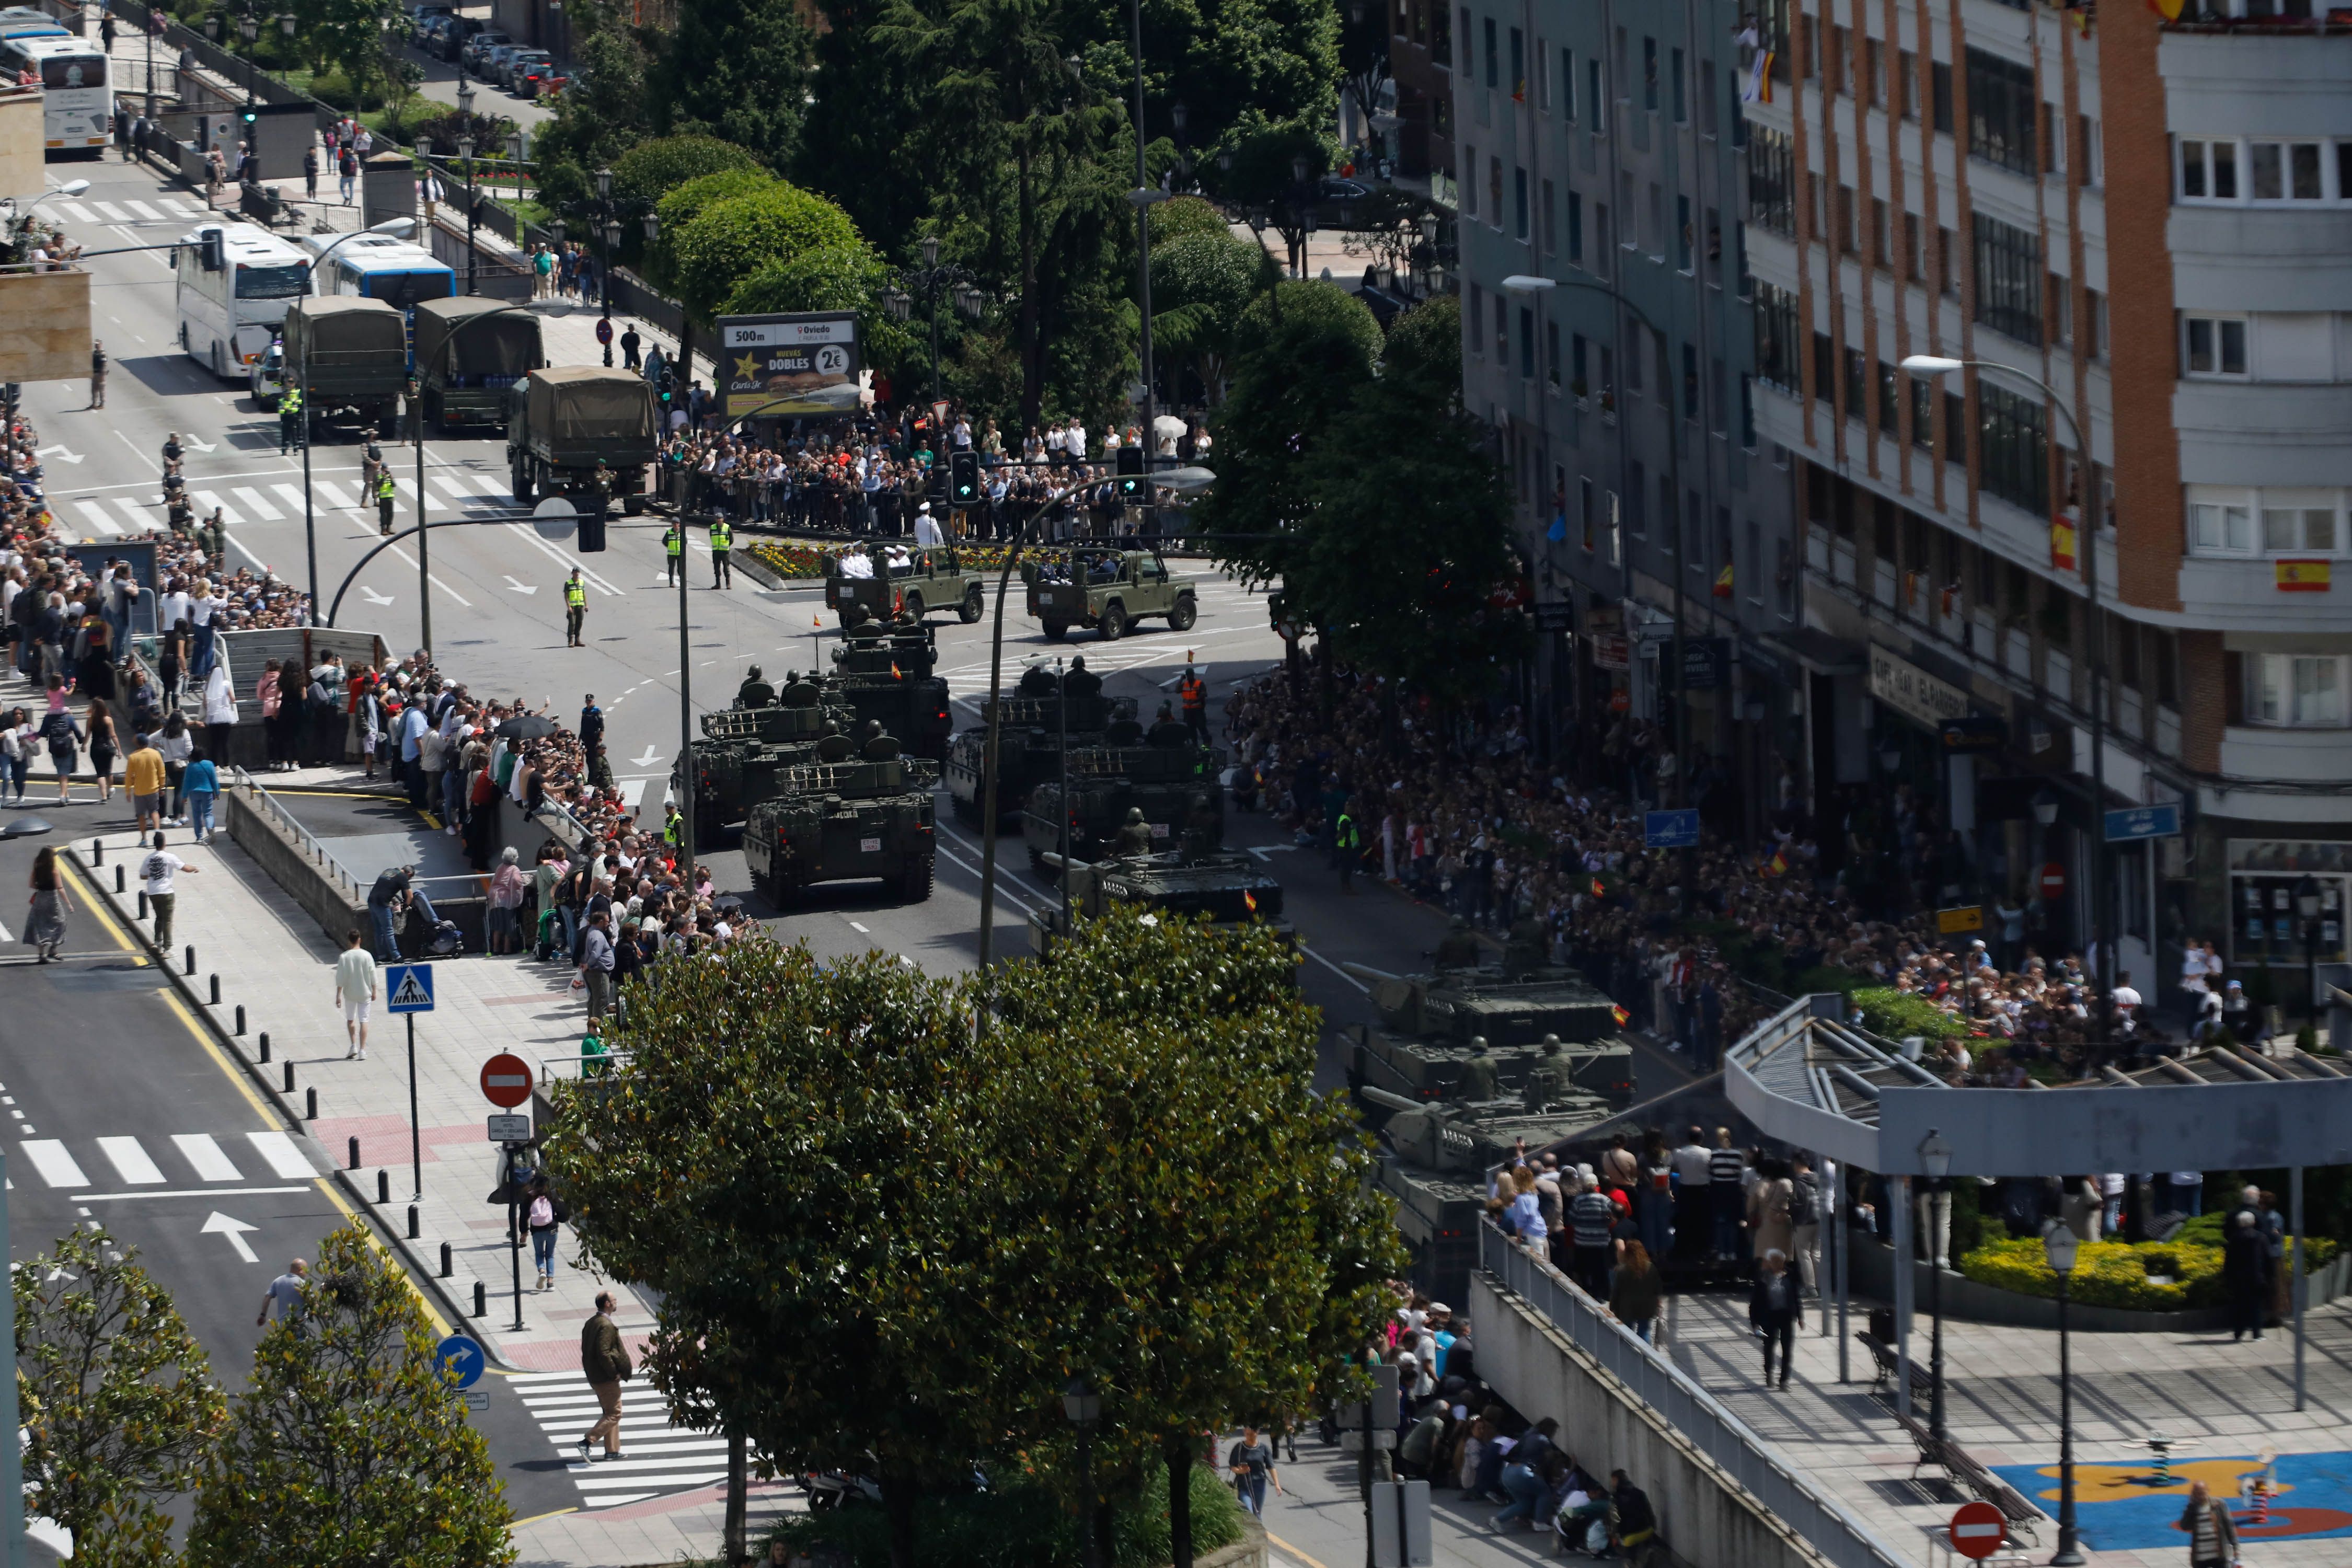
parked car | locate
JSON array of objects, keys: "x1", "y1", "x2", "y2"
[
  {"x1": 502, "y1": 49, "x2": 551, "y2": 89},
  {"x1": 405, "y1": 3, "x2": 451, "y2": 42},
  {"x1": 469, "y1": 37, "x2": 517, "y2": 78},
  {"x1": 458, "y1": 29, "x2": 506, "y2": 70},
  {"x1": 417, "y1": 15, "x2": 456, "y2": 55},
  {"x1": 435, "y1": 16, "x2": 484, "y2": 60},
  {"x1": 515, "y1": 61, "x2": 565, "y2": 98}
]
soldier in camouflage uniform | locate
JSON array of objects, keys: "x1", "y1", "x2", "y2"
[{"x1": 1113, "y1": 805, "x2": 1155, "y2": 858}]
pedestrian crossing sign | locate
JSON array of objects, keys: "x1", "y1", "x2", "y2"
[{"x1": 386, "y1": 963, "x2": 435, "y2": 1014}]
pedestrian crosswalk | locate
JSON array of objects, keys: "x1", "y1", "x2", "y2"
[
  {"x1": 14, "y1": 1131, "x2": 316, "y2": 1191},
  {"x1": 50, "y1": 194, "x2": 214, "y2": 229},
  {"x1": 55, "y1": 471, "x2": 519, "y2": 536},
  {"x1": 505, "y1": 1370, "x2": 734, "y2": 1509}
]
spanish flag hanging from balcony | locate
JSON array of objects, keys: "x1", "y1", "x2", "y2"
[
  {"x1": 2277, "y1": 559, "x2": 2332, "y2": 592},
  {"x1": 2146, "y1": 0, "x2": 2185, "y2": 20},
  {"x1": 2050, "y1": 517, "x2": 2078, "y2": 573},
  {"x1": 1713, "y1": 562, "x2": 1734, "y2": 598}
]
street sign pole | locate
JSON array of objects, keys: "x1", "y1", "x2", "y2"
[
  {"x1": 386, "y1": 965, "x2": 436, "y2": 1200},
  {"x1": 509, "y1": 1144, "x2": 525, "y2": 1333},
  {"x1": 408, "y1": 1013, "x2": 421, "y2": 1200}
]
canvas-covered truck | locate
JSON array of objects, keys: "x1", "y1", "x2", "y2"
[
  {"x1": 506, "y1": 367, "x2": 658, "y2": 515},
  {"x1": 414, "y1": 296, "x2": 544, "y2": 432},
  {"x1": 281, "y1": 297, "x2": 408, "y2": 438}
]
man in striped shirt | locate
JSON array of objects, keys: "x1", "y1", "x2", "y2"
[
  {"x1": 1568, "y1": 1177, "x2": 1618, "y2": 1299},
  {"x1": 1709, "y1": 1129, "x2": 1750, "y2": 1262}
]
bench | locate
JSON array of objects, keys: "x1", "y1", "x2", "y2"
[
  {"x1": 1856, "y1": 1331, "x2": 1933, "y2": 1399},
  {"x1": 1893, "y1": 1410, "x2": 2043, "y2": 1548}
]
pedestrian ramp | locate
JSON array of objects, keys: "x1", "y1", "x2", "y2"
[
  {"x1": 13, "y1": 1131, "x2": 317, "y2": 1192},
  {"x1": 503, "y1": 1370, "x2": 735, "y2": 1509}
]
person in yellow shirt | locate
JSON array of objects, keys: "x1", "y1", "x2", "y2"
[{"x1": 123, "y1": 733, "x2": 167, "y2": 835}]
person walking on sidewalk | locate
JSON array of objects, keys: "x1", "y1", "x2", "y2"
[
  {"x1": 141, "y1": 831, "x2": 194, "y2": 950},
  {"x1": 526, "y1": 1176, "x2": 563, "y2": 1291},
  {"x1": 24, "y1": 844, "x2": 71, "y2": 964},
  {"x1": 1749, "y1": 1251, "x2": 1801, "y2": 1389},
  {"x1": 1226, "y1": 1427, "x2": 1281, "y2": 1517},
  {"x1": 2180, "y1": 1479, "x2": 2239, "y2": 1568},
  {"x1": 182, "y1": 747, "x2": 220, "y2": 843},
  {"x1": 303, "y1": 142, "x2": 318, "y2": 203},
  {"x1": 577, "y1": 1291, "x2": 632, "y2": 1461},
  {"x1": 88, "y1": 339, "x2": 106, "y2": 409},
  {"x1": 335, "y1": 928, "x2": 376, "y2": 1059}
]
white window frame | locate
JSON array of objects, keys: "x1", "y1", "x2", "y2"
[
  {"x1": 2176, "y1": 135, "x2": 2342, "y2": 205},
  {"x1": 2190, "y1": 486, "x2": 2349, "y2": 560},
  {"x1": 2245, "y1": 652, "x2": 2350, "y2": 729},
  {"x1": 2181, "y1": 313, "x2": 2249, "y2": 379}
]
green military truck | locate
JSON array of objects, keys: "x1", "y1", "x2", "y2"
[
  {"x1": 506, "y1": 367, "x2": 658, "y2": 514},
  {"x1": 414, "y1": 297, "x2": 544, "y2": 433},
  {"x1": 1024, "y1": 850, "x2": 1288, "y2": 959},
  {"x1": 1020, "y1": 722, "x2": 1224, "y2": 868},
  {"x1": 742, "y1": 730, "x2": 939, "y2": 905},
  {"x1": 943, "y1": 658, "x2": 1136, "y2": 823},
  {"x1": 823, "y1": 545, "x2": 987, "y2": 627},
  {"x1": 678, "y1": 679, "x2": 854, "y2": 840},
  {"x1": 1023, "y1": 548, "x2": 1198, "y2": 641},
  {"x1": 280, "y1": 297, "x2": 409, "y2": 438}
]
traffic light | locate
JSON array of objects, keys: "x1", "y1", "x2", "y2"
[
  {"x1": 1114, "y1": 443, "x2": 1146, "y2": 502},
  {"x1": 199, "y1": 228, "x2": 224, "y2": 271},
  {"x1": 949, "y1": 450, "x2": 980, "y2": 506},
  {"x1": 240, "y1": 107, "x2": 257, "y2": 125},
  {"x1": 656, "y1": 368, "x2": 674, "y2": 408}
]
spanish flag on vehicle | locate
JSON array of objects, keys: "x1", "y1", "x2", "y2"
[{"x1": 1611, "y1": 1004, "x2": 1631, "y2": 1028}]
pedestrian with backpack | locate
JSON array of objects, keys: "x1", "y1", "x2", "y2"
[{"x1": 526, "y1": 1177, "x2": 566, "y2": 1290}]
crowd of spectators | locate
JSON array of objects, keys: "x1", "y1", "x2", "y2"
[{"x1": 1217, "y1": 650, "x2": 2190, "y2": 1081}]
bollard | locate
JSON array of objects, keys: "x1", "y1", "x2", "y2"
[
  {"x1": 471, "y1": 1281, "x2": 486, "y2": 1317},
  {"x1": 304, "y1": 1087, "x2": 317, "y2": 1120},
  {"x1": 282, "y1": 1060, "x2": 294, "y2": 1092},
  {"x1": 348, "y1": 1137, "x2": 361, "y2": 1170},
  {"x1": 209, "y1": 974, "x2": 221, "y2": 1006},
  {"x1": 408, "y1": 1205, "x2": 420, "y2": 1239},
  {"x1": 183, "y1": 946, "x2": 195, "y2": 976},
  {"x1": 234, "y1": 1005, "x2": 245, "y2": 1036},
  {"x1": 91, "y1": 838, "x2": 102, "y2": 865},
  {"x1": 137, "y1": 891, "x2": 147, "y2": 919},
  {"x1": 258, "y1": 1032, "x2": 270, "y2": 1063},
  {"x1": 376, "y1": 1169, "x2": 390, "y2": 1205},
  {"x1": 114, "y1": 864, "x2": 123, "y2": 893},
  {"x1": 440, "y1": 1241, "x2": 454, "y2": 1277}
]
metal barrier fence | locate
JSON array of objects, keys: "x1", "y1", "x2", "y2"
[
  {"x1": 1480, "y1": 1221, "x2": 1912, "y2": 1568},
  {"x1": 233, "y1": 765, "x2": 363, "y2": 900}
]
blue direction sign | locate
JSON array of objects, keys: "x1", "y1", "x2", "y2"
[
  {"x1": 385, "y1": 962, "x2": 435, "y2": 1014},
  {"x1": 2104, "y1": 804, "x2": 2182, "y2": 844},
  {"x1": 1645, "y1": 809, "x2": 1701, "y2": 849},
  {"x1": 434, "y1": 1334, "x2": 486, "y2": 1390}
]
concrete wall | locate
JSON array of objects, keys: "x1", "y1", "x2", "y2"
[
  {"x1": 1469, "y1": 1272, "x2": 1836, "y2": 1568},
  {"x1": 0, "y1": 90, "x2": 41, "y2": 202},
  {"x1": 226, "y1": 785, "x2": 367, "y2": 948}
]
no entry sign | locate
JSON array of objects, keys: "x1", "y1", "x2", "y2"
[
  {"x1": 1947, "y1": 1500, "x2": 2005, "y2": 1560},
  {"x1": 480, "y1": 1053, "x2": 534, "y2": 1109},
  {"x1": 2038, "y1": 862, "x2": 2068, "y2": 900}
]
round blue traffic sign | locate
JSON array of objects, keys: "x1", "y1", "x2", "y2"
[
  {"x1": 435, "y1": 1334, "x2": 486, "y2": 1390},
  {"x1": 595, "y1": 317, "x2": 614, "y2": 344}
]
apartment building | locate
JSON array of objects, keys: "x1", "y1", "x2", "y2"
[
  {"x1": 1449, "y1": 0, "x2": 1804, "y2": 828},
  {"x1": 1739, "y1": 0, "x2": 2349, "y2": 988}
]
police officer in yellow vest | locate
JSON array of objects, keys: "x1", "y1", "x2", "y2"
[
  {"x1": 278, "y1": 384, "x2": 304, "y2": 455},
  {"x1": 564, "y1": 567, "x2": 587, "y2": 647},
  {"x1": 375, "y1": 468, "x2": 397, "y2": 536},
  {"x1": 708, "y1": 515, "x2": 732, "y2": 589},
  {"x1": 662, "y1": 520, "x2": 683, "y2": 586},
  {"x1": 664, "y1": 803, "x2": 685, "y2": 851}
]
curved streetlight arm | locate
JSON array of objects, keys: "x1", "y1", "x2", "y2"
[{"x1": 321, "y1": 510, "x2": 538, "y2": 627}]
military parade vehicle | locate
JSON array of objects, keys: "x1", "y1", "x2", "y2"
[
  {"x1": 1020, "y1": 715, "x2": 1223, "y2": 868},
  {"x1": 743, "y1": 723, "x2": 938, "y2": 904},
  {"x1": 943, "y1": 656, "x2": 1137, "y2": 823},
  {"x1": 823, "y1": 544, "x2": 988, "y2": 627},
  {"x1": 1340, "y1": 962, "x2": 1636, "y2": 1105},
  {"x1": 280, "y1": 297, "x2": 407, "y2": 436},
  {"x1": 677, "y1": 675, "x2": 852, "y2": 840},
  {"x1": 1023, "y1": 849, "x2": 1288, "y2": 959},
  {"x1": 506, "y1": 366, "x2": 658, "y2": 515},
  {"x1": 1022, "y1": 547, "x2": 1198, "y2": 641},
  {"x1": 414, "y1": 296, "x2": 545, "y2": 432},
  {"x1": 824, "y1": 608, "x2": 954, "y2": 761}
]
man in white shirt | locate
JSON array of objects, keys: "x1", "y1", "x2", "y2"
[
  {"x1": 912, "y1": 502, "x2": 943, "y2": 547},
  {"x1": 2111, "y1": 971, "x2": 2142, "y2": 1029},
  {"x1": 839, "y1": 549, "x2": 874, "y2": 580},
  {"x1": 141, "y1": 831, "x2": 195, "y2": 948},
  {"x1": 1065, "y1": 421, "x2": 1086, "y2": 463},
  {"x1": 334, "y1": 927, "x2": 377, "y2": 1058}
]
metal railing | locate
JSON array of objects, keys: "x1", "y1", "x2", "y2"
[
  {"x1": 233, "y1": 765, "x2": 363, "y2": 900},
  {"x1": 538, "y1": 1049, "x2": 636, "y2": 1087},
  {"x1": 1481, "y1": 1222, "x2": 1913, "y2": 1568}
]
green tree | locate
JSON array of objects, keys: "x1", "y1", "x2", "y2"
[
  {"x1": 988, "y1": 907, "x2": 1404, "y2": 1568},
  {"x1": 612, "y1": 133, "x2": 766, "y2": 216},
  {"x1": 674, "y1": 182, "x2": 867, "y2": 328},
  {"x1": 722, "y1": 240, "x2": 920, "y2": 385},
  {"x1": 793, "y1": 0, "x2": 932, "y2": 255},
  {"x1": 1146, "y1": 194, "x2": 1231, "y2": 245},
  {"x1": 646, "y1": 166, "x2": 777, "y2": 293},
  {"x1": 15, "y1": 1229, "x2": 225, "y2": 1566},
  {"x1": 1147, "y1": 225, "x2": 1262, "y2": 406},
  {"x1": 650, "y1": 0, "x2": 816, "y2": 171},
  {"x1": 528, "y1": 0, "x2": 656, "y2": 220},
  {"x1": 186, "y1": 1224, "x2": 513, "y2": 1568}
]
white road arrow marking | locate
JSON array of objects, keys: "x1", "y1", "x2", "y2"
[
  {"x1": 182, "y1": 435, "x2": 218, "y2": 453},
  {"x1": 630, "y1": 746, "x2": 661, "y2": 768},
  {"x1": 360, "y1": 587, "x2": 396, "y2": 606},
  {"x1": 34, "y1": 445, "x2": 82, "y2": 465},
  {"x1": 201, "y1": 1211, "x2": 259, "y2": 1264},
  {"x1": 504, "y1": 576, "x2": 539, "y2": 595},
  {"x1": 1244, "y1": 846, "x2": 1297, "y2": 861}
]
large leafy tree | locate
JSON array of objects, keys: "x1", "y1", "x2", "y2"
[
  {"x1": 649, "y1": 0, "x2": 817, "y2": 171},
  {"x1": 186, "y1": 1224, "x2": 513, "y2": 1568},
  {"x1": 15, "y1": 1229, "x2": 225, "y2": 1566},
  {"x1": 612, "y1": 134, "x2": 767, "y2": 217},
  {"x1": 673, "y1": 182, "x2": 868, "y2": 327},
  {"x1": 520, "y1": 0, "x2": 655, "y2": 220},
  {"x1": 1147, "y1": 225, "x2": 1264, "y2": 406}
]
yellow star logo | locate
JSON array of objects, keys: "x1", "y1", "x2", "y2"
[{"x1": 732, "y1": 353, "x2": 759, "y2": 382}]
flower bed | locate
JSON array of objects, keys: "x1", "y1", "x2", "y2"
[{"x1": 1960, "y1": 1221, "x2": 2339, "y2": 1312}]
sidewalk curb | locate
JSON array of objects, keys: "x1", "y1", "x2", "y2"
[{"x1": 63, "y1": 836, "x2": 521, "y2": 1369}]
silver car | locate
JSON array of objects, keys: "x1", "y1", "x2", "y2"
[{"x1": 248, "y1": 339, "x2": 285, "y2": 411}]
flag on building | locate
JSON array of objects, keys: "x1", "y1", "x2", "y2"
[
  {"x1": 2050, "y1": 517, "x2": 2078, "y2": 573},
  {"x1": 1713, "y1": 562, "x2": 1734, "y2": 598}
]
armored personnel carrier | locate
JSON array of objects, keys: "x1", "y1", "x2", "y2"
[
  {"x1": 1341, "y1": 962, "x2": 1636, "y2": 1105},
  {"x1": 824, "y1": 610, "x2": 953, "y2": 762},
  {"x1": 1023, "y1": 849, "x2": 1288, "y2": 958},
  {"x1": 1020, "y1": 718, "x2": 1223, "y2": 869},
  {"x1": 676, "y1": 679, "x2": 851, "y2": 840},
  {"x1": 742, "y1": 725, "x2": 939, "y2": 904},
  {"x1": 944, "y1": 657, "x2": 1138, "y2": 823}
]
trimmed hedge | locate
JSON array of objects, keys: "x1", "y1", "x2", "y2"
[
  {"x1": 674, "y1": 182, "x2": 864, "y2": 325},
  {"x1": 1851, "y1": 986, "x2": 1971, "y2": 1042},
  {"x1": 1960, "y1": 1227, "x2": 2338, "y2": 1312}
]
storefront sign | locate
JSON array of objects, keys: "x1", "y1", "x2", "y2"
[
  {"x1": 1940, "y1": 715, "x2": 2008, "y2": 753},
  {"x1": 1870, "y1": 645, "x2": 1970, "y2": 730},
  {"x1": 1936, "y1": 905, "x2": 1985, "y2": 935},
  {"x1": 2104, "y1": 804, "x2": 2182, "y2": 843},
  {"x1": 1531, "y1": 601, "x2": 1575, "y2": 631},
  {"x1": 1676, "y1": 637, "x2": 1728, "y2": 691},
  {"x1": 1592, "y1": 632, "x2": 1631, "y2": 671}
]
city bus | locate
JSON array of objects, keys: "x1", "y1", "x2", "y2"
[
  {"x1": 299, "y1": 232, "x2": 456, "y2": 312},
  {"x1": 175, "y1": 221, "x2": 310, "y2": 378},
  {"x1": 0, "y1": 8, "x2": 72, "y2": 40},
  {"x1": 0, "y1": 32, "x2": 111, "y2": 155}
]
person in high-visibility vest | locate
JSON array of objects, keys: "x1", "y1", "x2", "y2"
[
  {"x1": 1335, "y1": 808, "x2": 1361, "y2": 895},
  {"x1": 1178, "y1": 664, "x2": 1207, "y2": 743},
  {"x1": 375, "y1": 468, "x2": 396, "y2": 536},
  {"x1": 563, "y1": 567, "x2": 587, "y2": 647},
  {"x1": 708, "y1": 516, "x2": 732, "y2": 589},
  {"x1": 278, "y1": 385, "x2": 303, "y2": 455},
  {"x1": 664, "y1": 804, "x2": 684, "y2": 848},
  {"x1": 662, "y1": 521, "x2": 683, "y2": 586}
]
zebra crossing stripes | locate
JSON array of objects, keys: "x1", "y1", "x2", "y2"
[
  {"x1": 73, "y1": 500, "x2": 124, "y2": 537},
  {"x1": 505, "y1": 1370, "x2": 733, "y2": 1508},
  {"x1": 13, "y1": 1131, "x2": 318, "y2": 1190},
  {"x1": 64, "y1": 472, "x2": 517, "y2": 532},
  {"x1": 229, "y1": 487, "x2": 284, "y2": 521}
]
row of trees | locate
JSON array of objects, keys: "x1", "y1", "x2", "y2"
[
  {"x1": 547, "y1": 910, "x2": 1403, "y2": 1568},
  {"x1": 16, "y1": 1225, "x2": 511, "y2": 1567}
]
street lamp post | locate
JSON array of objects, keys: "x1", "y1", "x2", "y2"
[
  {"x1": 2295, "y1": 875, "x2": 2322, "y2": 1029},
  {"x1": 1506, "y1": 271, "x2": 1688, "y2": 804},
  {"x1": 2043, "y1": 1220, "x2": 2085, "y2": 1567},
  {"x1": 975, "y1": 466, "x2": 1217, "y2": 979},
  {"x1": 1126, "y1": 0, "x2": 1164, "y2": 528},
  {"x1": 595, "y1": 166, "x2": 614, "y2": 366},
  {"x1": 298, "y1": 216, "x2": 418, "y2": 626},
  {"x1": 455, "y1": 78, "x2": 477, "y2": 295},
  {"x1": 1919, "y1": 1129, "x2": 1953, "y2": 1442},
  {"x1": 880, "y1": 236, "x2": 985, "y2": 430},
  {"x1": 1064, "y1": 1378, "x2": 1103, "y2": 1568},
  {"x1": 1906, "y1": 354, "x2": 2111, "y2": 1020}
]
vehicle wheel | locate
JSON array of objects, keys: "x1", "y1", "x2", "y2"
[
  {"x1": 903, "y1": 592, "x2": 924, "y2": 620},
  {"x1": 897, "y1": 855, "x2": 935, "y2": 903},
  {"x1": 959, "y1": 585, "x2": 984, "y2": 622},
  {"x1": 512, "y1": 460, "x2": 534, "y2": 506},
  {"x1": 1169, "y1": 594, "x2": 1197, "y2": 631},
  {"x1": 951, "y1": 791, "x2": 978, "y2": 825},
  {"x1": 1041, "y1": 620, "x2": 1067, "y2": 641},
  {"x1": 1099, "y1": 602, "x2": 1127, "y2": 642}
]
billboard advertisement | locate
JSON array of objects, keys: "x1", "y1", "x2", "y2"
[{"x1": 716, "y1": 310, "x2": 862, "y2": 419}]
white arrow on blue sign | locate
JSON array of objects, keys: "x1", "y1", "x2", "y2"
[
  {"x1": 434, "y1": 1334, "x2": 486, "y2": 1390},
  {"x1": 2104, "y1": 804, "x2": 2181, "y2": 844},
  {"x1": 1645, "y1": 809, "x2": 1701, "y2": 850},
  {"x1": 385, "y1": 963, "x2": 435, "y2": 1013}
]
